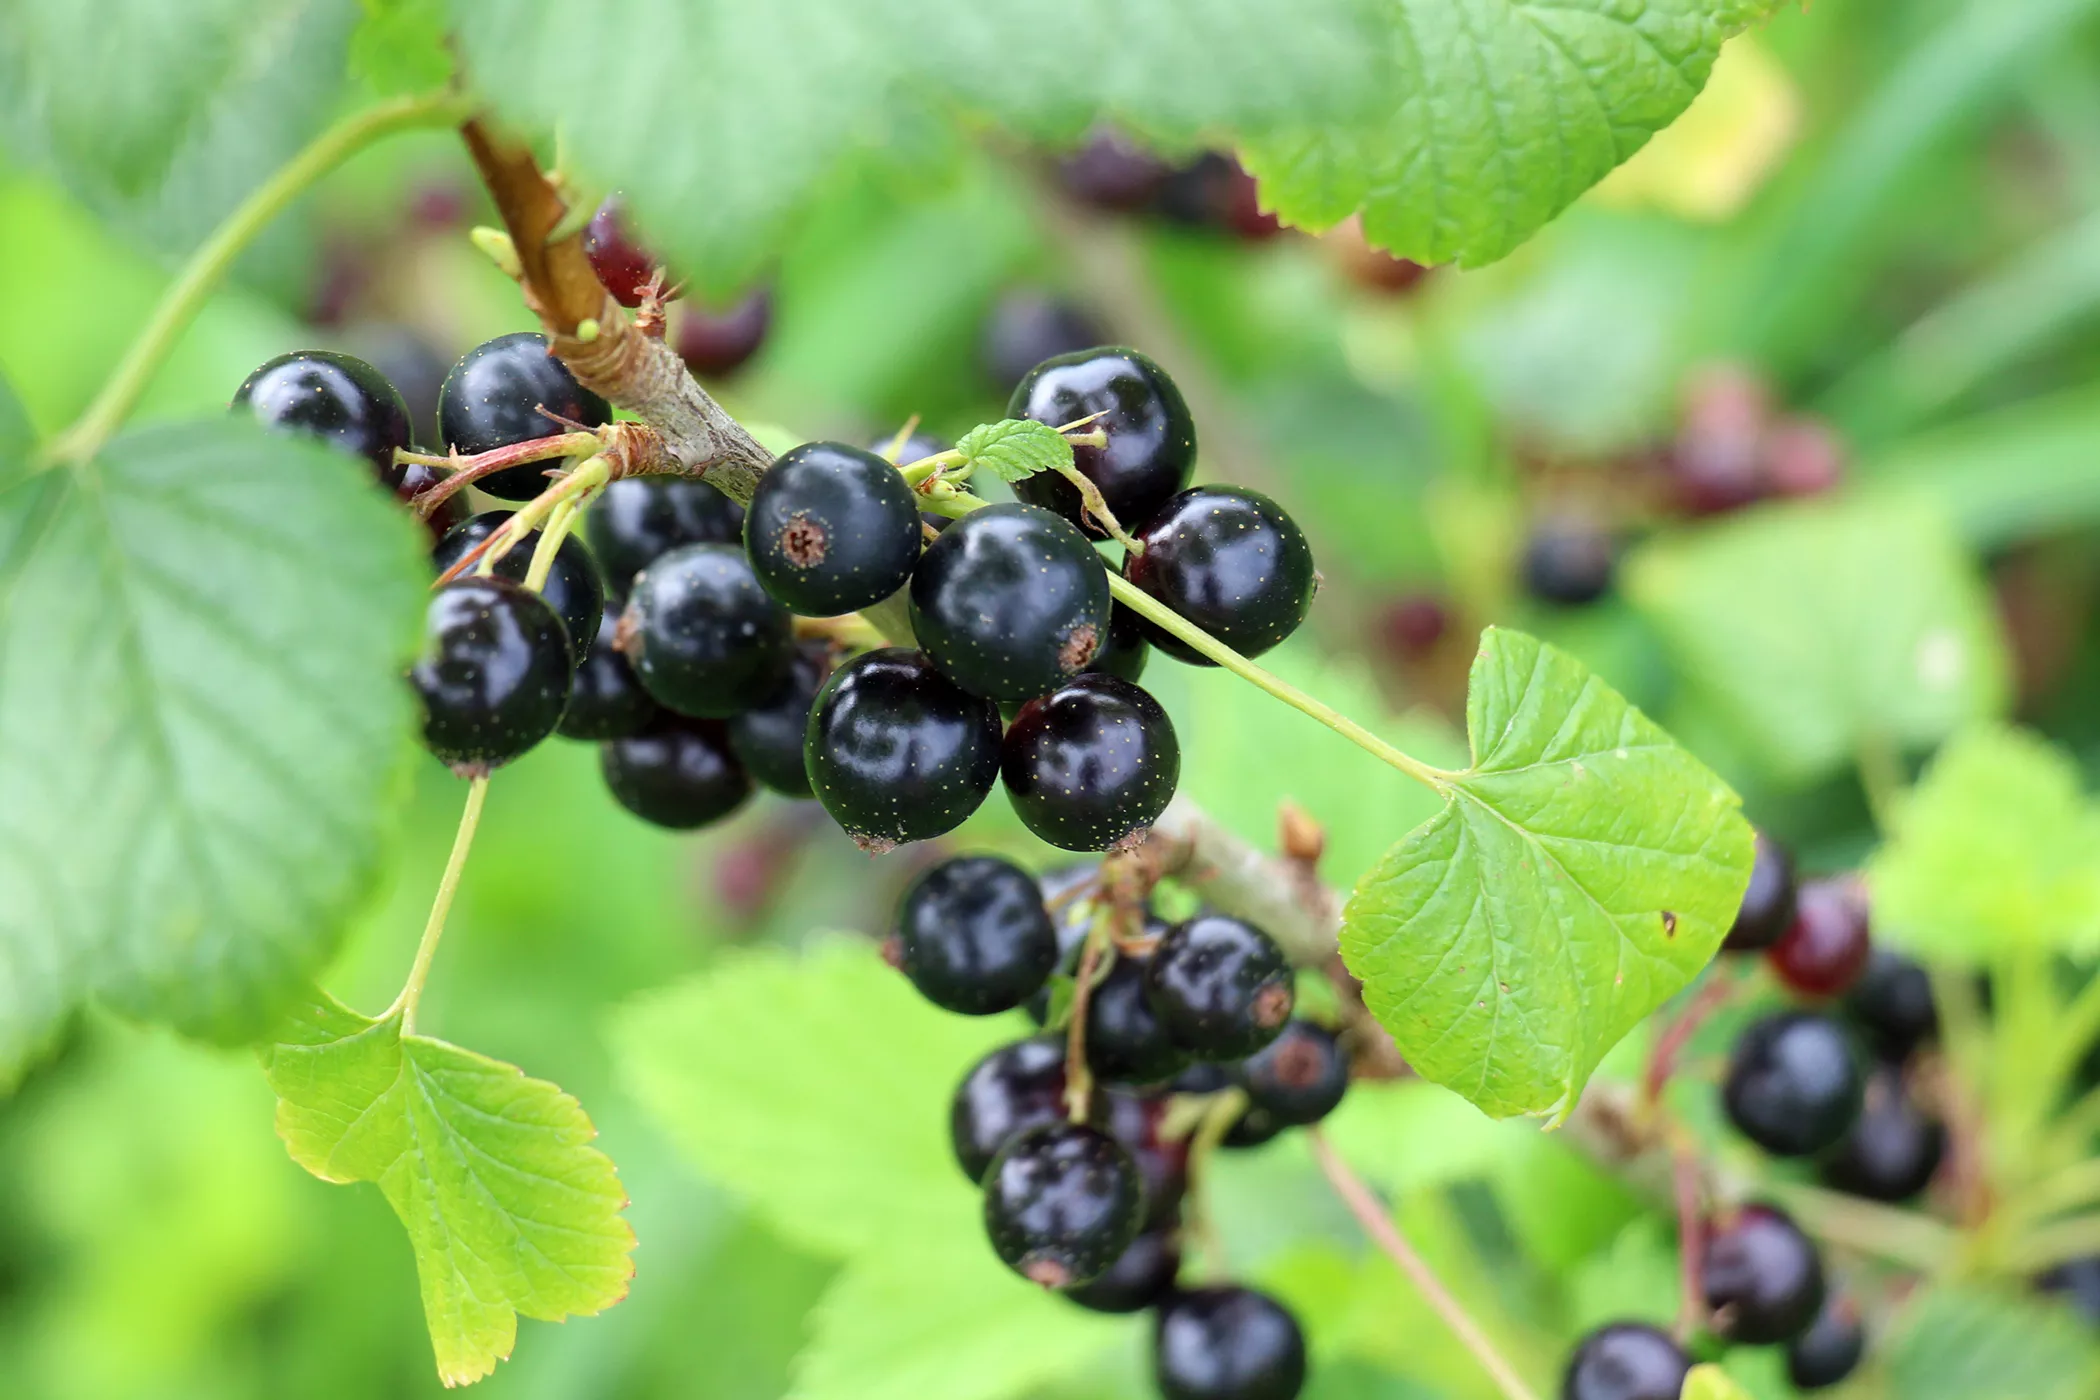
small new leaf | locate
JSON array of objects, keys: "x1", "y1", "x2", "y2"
[
  {"x1": 1341, "y1": 628, "x2": 1753, "y2": 1122},
  {"x1": 956, "y1": 418, "x2": 1075, "y2": 485},
  {"x1": 260, "y1": 991, "x2": 634, "y2": 1386}
]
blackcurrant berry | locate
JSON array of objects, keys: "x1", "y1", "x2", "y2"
[
  {"x1": 437, "y1": 332, "x2": 611, "y2": 499},
  {"x1": 1723, "y1": 1012, "x2": 1864, "y2": 1157},
  {"x1": 1098, "y1": 1088, "x2": 1190, "y2": 1228},
  {"x1": 558, "y1": 606, "x2": 662, "y2": 741},
  {"x1": 1768, "y1": 878, "x2": 1871, "y2": 998},
  {"x1": 1002, "y1": 674, "x2": 1180, "y2": 852},
  {"x1": 618, "y1": 543, "x2": 793, "y2": 718},
  {"x1": 586, "y1": 477, "x2": 746, "y2": 599},
  {"x1": 745, "y1": 442, "x2": 921, "y2": 616},
  {"x1": 725, "y1": 640, "x2": 829, "y2": 797},
  {"x1": 1786, "y1": 1297, "x2": 1865, "y2": 1391},
  {"x1": 1124, "y1": 486, "x2": 1316, "y2": 665},
  {"x1": 583, "y1": 195, "x2": 677, "y2": 309},
  {"x1": 1153, "y1": 1286, "x2": 1307, "y2": 1400},
  {"x1": 890, "y1": 855, "x2": 1058, "y2": 1015},
  {"x1": 1147, "y1": 914, "x2": 1295, "y2": 1060},
  {"x1": 982, "y1": 1121, "x2": 1144, "y2": 1289},
  {"x1": 1152, "y1": 154, "x2": 1284, "y2": 242},
  {"x1": 1170, "y1": 1060, "x2": 1237, "y2": 1096},
  {"x1": 1008, "y1": 346, "x2": 1195, "y2": 538},
  {"x1": 1521, "y1": 516, "x2": 1616, "y2": 606},
  {"x1": 2039, "y1": 1257, "x2": 2100, "y2": 1326},
  {"x1": 393, "y1": 458, "x2": 467, "y2": 540},
  {"x1": 1084, "y1": 954, "x2": 1190, "y2": 1085},
  {"x1": 1723, "y1": 829, "x2": 1797, "y2": 952},
  {"x1": 1817, "y1": 1066, "x2": 1944, "y2": 1202},
  {"x1": 411, "y1": 577, "x2": 572, "y2": 774},
  {"x1": 1845, "y1": 948, "x2": 1938, "y2": 1061},
  {"x1": 1064, "y1": 1227, "x2": 1180, "y2": 1314},
  {"x1": 1222, "y1": 1103, "x2": 1287, "y2": 1149},
  {"x1": 983, "y1": 291, "x2": 1107, "y2": 394},
  {"x1": 1055, "y1": 128, "x2": 1172, "y2": 213},
  {"x1": 432, "y1": 511, "x2": 606, "y2": 667},
  {"x1": 677, "y1": 289, "x2": 772, "y2": 378},
  {"x1": 803, "y1": 647, "x2": 1002, "y2": 852},
  {"x1": 233, "y1": 349, "x2": 412, "y2": 475},
  {"x1": 951, "y1": 1037, "x2": 1068, "y2": 1183},
  {"x1": 600, "y1": 714, "x2": 753, "y2": 830},
  {"x1": 1088, "y1": 600, "x2": 1151, "y2": 684},
  {"x1": 1702, "y1": 1204, "x2": 1825, "y2": 1344},
  {"x1": 1560, "y1": 1323, "x2": 1691, "y2": 1400},
  {"x1": 909, "y1": 503, "x2": 1113, "y2": 701},
  {"x1": 1236, "y1": 1020, "x2": 1348, "y2": 1127}
]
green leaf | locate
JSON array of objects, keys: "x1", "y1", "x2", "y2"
[
  {"x1": 259, "y1": 989, "x2": 635, "y2": 1386},
  {"x1": 1340, "y1": 628, "x2": 1752, "y2": 1122},
  {"x1": 1869, "y1": 725, "x2": 2100, "y2": 961},
  {"x1": 1625, "y1": 496, "x2": 2008, "y2": 786},
  {"x1": 1884, "y1": 1285, "x2": 2100, "y2": 1400},
  {"x1": 1680, "y1": 1364, "x2": 1752, "y2": 1400},
  {"x1": 0, "y1": 370, "x2": 29, "y2": 458},
  {"x1": 0, "y1": 421, "x2": 426, "y2": 1085},
  {"x1": 349, "y1": 0, "x2": 454, "y2": 96},
  {"x1": 1568, "y1": 1218, "x2": 1679, "y2": 1336},
  {"x1": 955, "y1": 419, "x2": 1074, "y2": 485}
]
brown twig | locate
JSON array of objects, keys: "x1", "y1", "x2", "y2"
[
  {"x1": 1641, "y1": 968, "x2": 1739, "y2": 1115},
  {"x1": 1672, "y1": 1143, "x2": 1708, "y2": 1342}
]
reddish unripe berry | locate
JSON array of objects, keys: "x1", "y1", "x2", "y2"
[
  {"x1": 584, "y1": 196, "x2": 678, "y2": 309},
  {"x1": 1767, "y1": 877, "x2": 1872, "y2": 998},
  {"x1": 677, "y1": 289, "x2": 772, "y2": 377}
]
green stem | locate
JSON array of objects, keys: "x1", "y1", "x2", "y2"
[
  {"x1": 45, "y1": 90, "x2": 470, "y2": 467},
  {"x1": 391, "y1": 775, "x2": 490, "y2": 1034},
  {"x1": 1761, "y1": 1181, "x2": 1958, "y2": 1271},
  {"x1": 1104, "y1": 573, "x2": 1450, "y2": 794}
]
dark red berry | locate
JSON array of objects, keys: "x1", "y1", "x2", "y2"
[
  {"x1": 1379, "y1": 592, "x2": 1450, "y2": 662},
  {"x1": 1561, "y1": 1323, "x2": 1691, "y2": 1400},
  {"x1": 1236, "y1": 1020, "x2": 1348, "y2": 1127},
  {"x1": 1703, "y1": 1204, "x2": 1825, "y2": 1344},
  {"x1": 1054, "y1": 128, "x2": 1173, "y2": 212},
  {"x1": 618, "y1": 543, "x2": 793, "y2": 718},
  {"x1": 982, "y1": 1121, "x2": 1144, "y2": 1290},
  {"x1": 1671, "y1": 364, "x2": 1770, "y2": 516},
  {"x1": 725, "y1": 640, "x2": 829, "y2": 797},
  {"x1": 1002, "y1": 674, "x2": 1180, "y2": 852},
  {"x1": 1153, "y1": 1286, "x2": 1307, "y2": 1400},
  {"x1": 586, "y1": 476, "x2": 745, "y2": 599},
  {"x1": 436, "y1": 332, "x2": 610, "y2": 499},
  {"x1": 803, "y1": 648, "x2": 1002, "y2": 852},
  {"x1": 1125, "y1": 486, "x2": 1316, "y2": 665},
  {"x1": 412, "y1": 577, "x2": 572, "y2": 775},
  {"x1": 233, "y1": 349, "x2": 412, "y2": 475},
  {"x1": 909, "y1": 503, "x2": 1113, "y2": 701},
  {"x1": 1787, "y1": 1296, "x2": 1865, "y2": 1391},
  {"x1": 983, "y1": 291, "x2": 1107, "y2": 394},
  {"x1": 1152, "y1": 154, "x2": 1284, "y2": 242},
  {"x1": 432, "y1": 511, "x2": 606, "y2": 667},
  {"x1": 1844, "y1": 948, "x2": 1938, "y2": 1061},
  {"x1": 600, "y1": 714, "x2": 752, "y2": 829},
  {"x1": 1723, "y1": 829, "x2": 1798, "y2": 952},
  {"x1": 1064, "y1": 1227, "x2": 1180, "y2": 1314},
  {"x1": 1147, "y1": 914, "x2": 1295, "y2": 1060},
  {"x1": 1818, "y1": 1065, "x2": 1945, "y2": 1202},
  {"x1": 1084, "y1": 953, "x2": 1190, "y2": 1085},
  {"x1": 745, "y1": 442, "x2": 921, "y2": 616},
  {"x1": 583, "y1": 195, "x2": 677, "y2": 309},
  {"x1": 1521, "y1": 516, "x2": 1616, "y2": 606},
  {"x1": 891, "y1": 855, "x2": 1058, "y2": 1015},
  {"x1": 558, "y1": 606, "x2": 662, "y2": 741},
  {"x1": 1724, "y1": 1012, "x2": 1864, "y2": 1158},
  {"x1": 951, "y1": 1037, "x2": 1068, "y2": 1183},
  {"x1": 677, "y1": 289, "x2": 771, "y2": 378},
  {"x1": 1764, "y1": 417, "x2": 1844, "y2": 499},
  {"x1": 1008, "y1": 347, "x2": 1196, "y2": 538},
  {"x1": 1768, "y1": 878, "x2": 1871, "y2": 998}
]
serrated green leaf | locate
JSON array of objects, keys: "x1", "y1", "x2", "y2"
[
  {"x1": 1680, "y1": 1364, "x2": 1752, "y2": 1400},
  {"x1": 0, "y1": 421, "x2": 426, "y2": 1086},
  {"x1": 1340, "y1": 628, "x2": 1752, "y2": 1122},
  {"x1": 1885, "y1": 1285, "x2": 2100, "y2": 1400},
  {"x1": 349, "y1": 0, "x2": 453, "y2": 96},
  {"x1": 259, "y1": 989, "x2": 635, "y2": 1386},
  {"x1": 1869, "y1": 725, "x2": 2100, "y2": 962},
  {"x1": 956, "y1": 419, "x2": 1074, "y2": 485},
  {"x1": 1625, "y1": 496, "x2": 2008, "y2": 786}
]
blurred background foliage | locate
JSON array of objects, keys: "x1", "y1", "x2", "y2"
[{"x1": 8, "y1": 0, "x2": 2100, "y2": 1395}]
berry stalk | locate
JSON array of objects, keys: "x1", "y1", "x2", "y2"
[{"x1": 389, "y1": 776, "x2": 491, "y2": 1033}]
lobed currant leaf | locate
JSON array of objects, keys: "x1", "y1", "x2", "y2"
[
  {"x1": 955, "y1": 418, "x2": 1075, "y2": 486},
  {"x1": 1340, "y1": 628, "x2": 1753, "y2": 1123},
  {"x1": 1869, "y1": 724, "x2": 2100, "y2": 963},
  {"x1": 259, "y1": 989, "x2": 635, "y2": 1387}
]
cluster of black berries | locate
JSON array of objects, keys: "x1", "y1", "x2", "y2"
[{"x1": 890, "y1": 853, "x2": 1347, "y2": 1400}]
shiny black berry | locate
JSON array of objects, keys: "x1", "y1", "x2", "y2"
[
  {"x1": 983, "y1": 1121, "x2": 1144, "y2": 1289},
  {"x1": 952, "y1": 1037, "x2": 1070, "y2": 1183},
  {"x1": 1098, "y1": 1088, "x2": 1190, "y2": 1228},
  {"x1": 437, "y1": 332, "x2": 611, "y2": 499},
  {"x1": 1087, "y1": 601, "x2": 1150, "y2": 684},
  {"x1": 725, "y1": 641, "x2": 829, "y2": 797},
  {"x1": 586, "y1": 476, "x2": 745, "y2": 598},
  {"x1": 745, "y1": 442, "x2": 921, "y2": 616},
  {"x1": 983, "y1": 291, "x2": 1107, "y2": 394},
  {"x1": 1008, "y1": 346, "x2": 1196, "y2": 537},
  {"x1": 600, "y1": 715, "x2": 753, "y2": 829},
  {"x1": 1085, "y1": 954, "x2": 1190, "y2": 1085},
  {"x1": 1561, "y1": 1323, "x2": 1691, "y2": 1400},
  {"x1": 1521, "y1": 516, "x2": 1616, "y2": 606},
  {"x1": 1703, "y1": 1204, "x2": 1825, "y2": 1344},
  {"x1": 558, "y1": 606, "x2": 661, "y2": 740},
  {"x1": 803, "y1": 647, "x2": 1002, "y2": 852},
  {"x1": 432, "y1": 511, "x2": 605, "y2": 667},
  {"x1": 1065, "y1": 1227, "x2": 1180, "y2": 1314},
  {"x1": 909, "y1": 503, "x2": 1113, "y2": 701},
  {"x1": 1125, "y1": 486, "x2": 1316, "y2": 665},
  {"x1": 1148, "y1": 914, "x2": 1295, "y2": 1060},
  {"x1": 1236, "y1": 1020, "x2": 1348, "y2": 1127},
  {"x1": 1154, "y1": 1286, "x2": 1307, "y2": 1400},
  {"x1": 677, "y1": 290, "x2": 772, "y2": 378},
  {"x1": 1787, "y1": 1297, "x2": 1865, "y2": 1391},
  {"x1": 233, "y1": 349, "x2": 412, "y2": 474},
  {"x1": 1723, "y1": 1011, "x2": 1864, "y2": 1158},
  {"x1": 1818, "y1": 1066, "x2": 1944, "y2": 1202},
  {"x1": 1222, "y1": 1103, "x2": 1287, "y2": 1149},
  {"x1": 1002, "y1": 674, "x2": 1180, "y2": 852},
  {"x1": 1845, "y1": 947, "x2": 1938, "y2": 1060},
  {"x1": 393, "y1": 458, "x2": 467, "y2": 540},
  {"x1": 412, "y1": 577, "x2": 572, "y2": 774},
  {"x1": 890, "y1": 855, "x2": 1058, "y2": 1015},
  {"x1": 583, "y1": 195, "x2": 677, "y2": 308},
  {"x1": 618, "y1": 543, "x2": 793, "y2": 718},
  {"x1": 1724, "y1": 828, "x2": 1798, "y2": 952}
]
